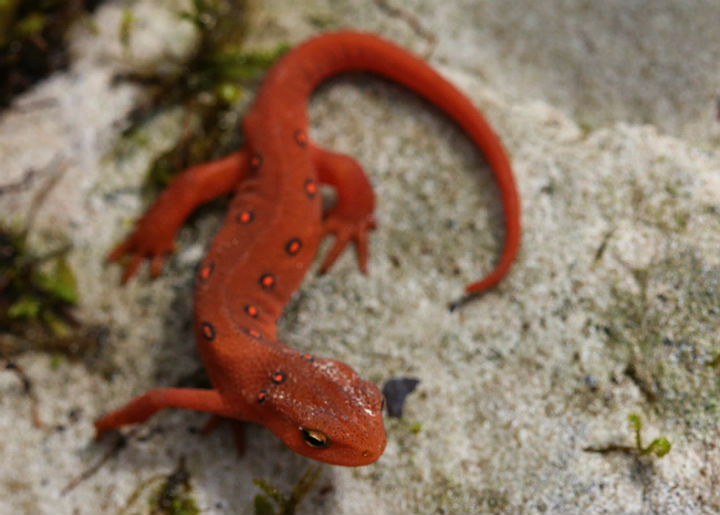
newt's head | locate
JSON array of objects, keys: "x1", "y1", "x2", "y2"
[{"x1": 252, "y1": 348, "x2": 386, "y2": 466}]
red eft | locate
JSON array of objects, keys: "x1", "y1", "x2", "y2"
[{"x1": 94, "y1": 31, "x2": 521, "y2": 466}]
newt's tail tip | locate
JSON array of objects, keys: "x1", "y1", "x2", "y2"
[{"x1": 448, "y1": 294, "x2": 469, "y2": 312}]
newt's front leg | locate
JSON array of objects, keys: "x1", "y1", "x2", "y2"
[
  {"x1": 94, "y1": 387, "x2": 233, "y2": 440},
  {"x1": 311, "y1": 144, "x2": 377, "y2": 273},
  {"x1": 110, "y1": 150, "x2": 249, "y2": 282}
]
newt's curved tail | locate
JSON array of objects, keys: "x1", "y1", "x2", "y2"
[{"x1": 257, "y1": 31, "x2": 521, "y2": 295}]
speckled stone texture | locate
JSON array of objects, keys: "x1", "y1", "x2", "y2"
[{"x1": 1, "y1": 0, "x2": 718, "y2": 513}]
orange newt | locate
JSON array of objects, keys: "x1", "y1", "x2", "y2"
[{"x1": 94, "y1": 31, "x2": 520, "y2": 466}]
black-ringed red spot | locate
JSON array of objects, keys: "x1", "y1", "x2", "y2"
[
  {"x1": 244, "y1": 327, "x2": 262, "y2": 339},
  {"x1": 236, "y1": 210, "x2": 254, "y2": 224},
  {"x1": 304, "y1": 178, "x2": 317, "y2": 199},
  {"x1": 250, "y1": 153, "x2": 262, "y2": 172},
  {"x1": 199, "y1": 263, "x2": 214, "y2": 281},
  {"x1": 259, "y1": 273, "x2": 275, "y2": 289},
  {"x1": 285, "y1": 238, "x2": 302, "y2": 256},
  {"x1": 257, "y1": 390, "x2": 267, "y2": 403},
  {"x1": 293, "y1": 129, "x2": 308, "y2": 148},
  {"x1": 272, "y1": 371, "x2": 286, "y2": 384},
  {"x1": 301, "y1": 353, "x2": 314, "y2": 362},
  {"x1": 244, "y1": 304, "x2": 258, "y2": 318},
  {"x1": 201, "y1": 322, "x2": 215, "y2": 341}
]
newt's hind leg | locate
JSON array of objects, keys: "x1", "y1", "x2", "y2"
[{"x1": 310, "y1": 144, "x2": 377, "y2": 273}]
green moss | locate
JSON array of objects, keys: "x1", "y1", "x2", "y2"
[
  {"x1": 148, "y1": 457, "x2": 199, "y2": 515},
  {"x1": 707, "y1": 353, "x2": 720, "y2": 368},
  {"x1": 7, "y1": 294, "x2": 41, "y2": 318},
  {"x1": 32, "y1": 256, "x2": 78, "y2": 304},
  {"x1": 202, "y1": 43, "x2": 290, "y2": 82},
  {"x1": 578, "y1": 120, "x2": 593, "y2": 137},
  {"x1": 603, "y1": 250, "x2": 720, "y2": 428},
  {"x1": 49, "y1": 354, "x2": 63, "y2": 369},
  {"x1": 116, "y1": 0, "x2": 288, "y2": 197},
  {"x1": 0, "y1": 224, "x2": 110, "y2": 373},
  {"x1": 14, "y1": 11, "x2": 46, "y2": 37},
  {"x1": 0, "y1": 0, "x2": 103, "y2": 107},
  {"x1": 1, "y1": 235, "x2": 78, "y2": 320},
  {"x1": 119, "y1": 458, "x2": 199, "y2": 515},
  {"x1": 119, "y1": 8, "x2": 134, "y2": 50},
  {"x1": 0, "y1": 0, "x2": 20, "y2": 46},
  {"x1": 252, "y1": 465, "x2": 321, "y2": 515},
  {"x1": 1, "y1": 226, "x2": 73, "y2": 342}
]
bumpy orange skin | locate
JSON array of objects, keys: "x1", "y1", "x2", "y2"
[{"x1": 95, "y1": 31, "x2": 520, "y2": 466}]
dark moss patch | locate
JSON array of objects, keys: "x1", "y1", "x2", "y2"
[
  {"x1": 113, "y1": 0, "x2": 288, "y2": 200},
  {"x1": 110, "y1": 456, "x2": 199, "y2": 515},
  {"x1": 0, "y1": 224, "x2": 108, "y2": 372},
  {"x1": 148, "y1": 457, "x2": 199, "y2": 515},
  {"x1": 0, "y1": 0, "x2": 105, "y2": 107}
]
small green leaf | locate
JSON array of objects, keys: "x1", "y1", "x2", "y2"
[
  {"x1": 216, "y1": 82, "x2": 243, "y2": 104},
  {"x1": 33, "y1": 258, "x2": 78, "y2": 304},
  {"x1": 627, "y1": 413, "x2": 642, "y2": 450},
  {"x1": 627, "y1": 413, "x2": 641, "y2": 428},
  {"x1": 16, "y1": 12, "x2": 46, "y2": 38},
  {"x1": 8, "y1": 295, "x2": 41, "y2": 318},
  {"x1": 209, "y1": 44, "x2": 290, "y2": 82},
  {"x1": 119, "y1": 8, "x2": 134, "y2": 48},
  {"x1": 629, "y1": 413, "x2": 671, "y2": 458},
  {"x1": 52, "y1": 258, "x2": 78, "y2": 303},
  {"x1": 253, "y1": 494, "x2": 276, "y2": 515},
  {"x1": 288, "y1": 465, "x2": 321, "y2": 513},
  {"x1": 252, "y1": 478, "x2": 284, "y2": 505},
  {"x1": 641, "y1": 437, "x2": 672, "y2": 458},
  {"x1": 42, "y1": 310, "x2": 71, "y2": 338},
  {"x1": 252, "y1": 466, "x2": 321, "y2": 515}
]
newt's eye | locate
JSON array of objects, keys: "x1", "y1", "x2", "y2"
[{"x1": 301, "y1": 428, "x2": 330, "y2": 449}]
